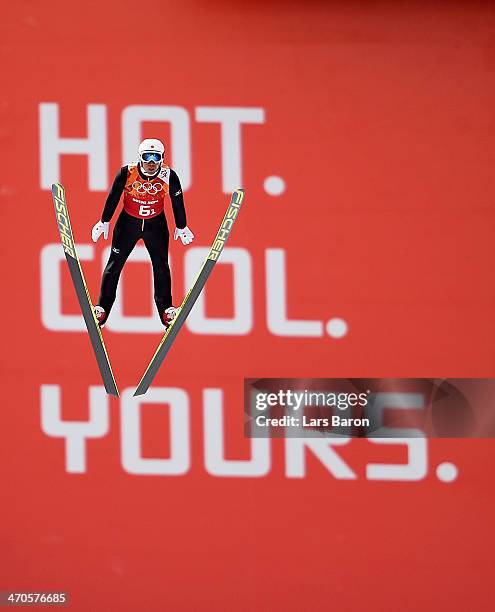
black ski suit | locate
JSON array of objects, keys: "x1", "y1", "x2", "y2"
[{"x1": 97, "y1": 164, "x2": 187, "y2": 319}]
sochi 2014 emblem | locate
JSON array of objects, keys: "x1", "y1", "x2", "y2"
[{"x1": 132, "y1": 180, "x2": 163, "y2": 195}]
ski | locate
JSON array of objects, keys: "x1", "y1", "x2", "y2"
[
  {"x1": 51, "y1": 183, "x2": 119, "y2": 396},
  {"x1": 134, "y1": 189, "x2": 245, "y2": 396}
]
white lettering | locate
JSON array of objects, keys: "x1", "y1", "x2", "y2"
[
  {"x1": 266, "y1": 249, "x2": 323, "y2": 337},
  {"x1": 203, "y1": 389, "x2": 270, "y2": 476},
  {"x1": 120, "y1": 388, "x2": 190, "y2": 475},
  {"x1": 366, "y1": 438, "x2": 428, "y2": 481},
  {"x1": 39, "y1": 103, "x2": 108, "y2": 191},
  {"x1": 285, "y1": 437, "x2": 356, "y2": 479},
  {"x1": 185, "y1": 247, "x2": 253, "y2": 335},
  {"x1": 40, "y1": 385, "x2": 109, "y2": 473},
  {"x1": 195, "y1": 107, "x2": 264, "y2": 192},
  {"x1": 39, "y1": 386, "x2": 433, "y2": 482},
  {"x1": 40, "y1": 243, "x2": 93, "y2": 331}
]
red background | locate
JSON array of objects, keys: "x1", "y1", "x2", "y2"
[{"x1": 2, "y1": 1, "x2": 495, "y2": 610}]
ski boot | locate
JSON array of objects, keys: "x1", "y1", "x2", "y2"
[
  {"x1": 94, "y1": 305, "x2": 107, "y2": 327},
  {"x1": 161, "y1": 306, "x2": 177, "y2": 329}
]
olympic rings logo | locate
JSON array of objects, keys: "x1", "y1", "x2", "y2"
[{"x1": 132, "y1": 180, "x2": 164, "y2": 195}]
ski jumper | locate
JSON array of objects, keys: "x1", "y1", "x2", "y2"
[{"x1": 98, "y1": 163, "x2": 187, "y2": 317}]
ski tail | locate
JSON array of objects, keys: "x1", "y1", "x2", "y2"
[
  {"x1": 133, "y1": 189, "x2": 245, "y2": 396},
  {"x1": 51, "y1": 183, "x2": 119, "y2": 396}
]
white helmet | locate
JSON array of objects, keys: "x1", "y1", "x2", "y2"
[
  {"x1": 138, "y1": 139, "x2": 165, "y2": 175},
  {"x1": 138, "y1": 138, "x2": 165, "y2": 157}
]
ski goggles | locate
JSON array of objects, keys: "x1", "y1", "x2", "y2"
[{"x1": 140, "y1": 151, "x2": 163, "y2": 163}]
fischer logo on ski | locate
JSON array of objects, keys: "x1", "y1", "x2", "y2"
[
  {"x1": 134, "y1": 189, "x2": 245, "y2": 396},
  {"x1": 53, "y1": 186, "x2": 76, "y2": 258},
  {"x1": 208, "y1": 192, "x2": 242, "y2": 260},
  {"x1": 51, "y1": 183, "x2": 119, "y2": 397}
]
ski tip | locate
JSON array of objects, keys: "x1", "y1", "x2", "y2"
[
  {"x1": 232, "y1": 189, "x2": 244, "y2": 204},
  {"x1": 51, "y1": 182, "x2": 66, "y2": 198},
  {"x1": 133, "y1": 388, "x2": 145, "y2": 397}
]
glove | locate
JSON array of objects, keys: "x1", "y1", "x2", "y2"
[
  {"x1": 174, "y1": 226, "x2": 194, "y2": 245},
  {"x1": 91, "y1": 220, "x2": 109, "y2": 242}
]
